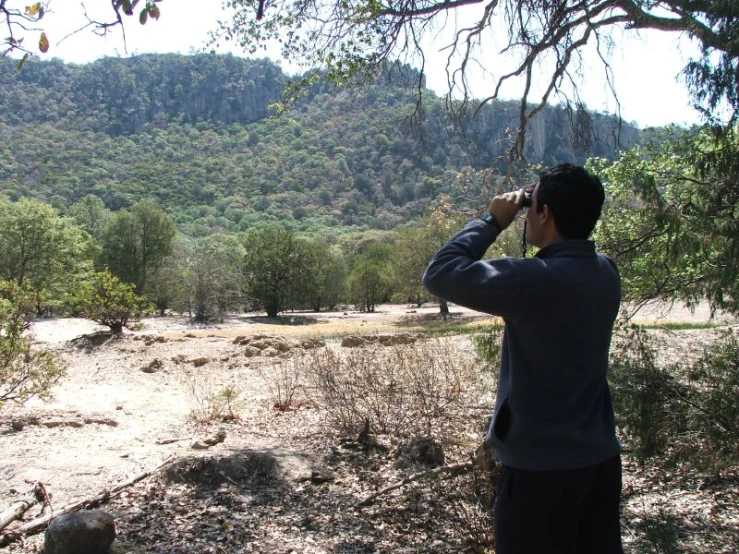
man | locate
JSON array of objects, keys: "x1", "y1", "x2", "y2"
[{"x1": 422, "y1": 164, "x2": 623, "y2": 554}]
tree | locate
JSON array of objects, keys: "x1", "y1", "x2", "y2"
[
  {"x1": 392, "y1": 202, "x2": 463, "y2": 314},
  {"x1": 349, "y1": 242, "x2": 393, "y2": 312},
  {"x1": 154, "y1": 234, "x2": 245, "y2": 322},
  {"x1": 593, "y1": 126, "x2": 739, "y2": 315},
  {"x1": 0, "y1": 198, "x2": 95, "y2": 313},
  {"x1": 0, "y1": 281, "x2": 65, "y2": 406},
  {"x1": 74, "y1": 269, "x2": 149, "y2": 333},
  {"x1": 218, "y1": 0, "x2": 738, "y2": 162},
  {"x1": 101, "y1": 198, "x2": 176, "y2": 294},
  {"x1": 291, "y1": 238, "x2": 347, "y2": 311},
  {"x1": 69, "y1": 195, "x2": 111, "y2": 243},
  {"x1": 242, "y1": 228, "x2": 301, "y2": 317}
]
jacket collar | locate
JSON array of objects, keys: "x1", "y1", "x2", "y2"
[{"x1": 535, "y1": 240, "x2": 596, "y2": 259}]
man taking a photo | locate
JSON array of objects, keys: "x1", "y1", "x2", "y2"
[{"x1": 423, "y1": 163, "x2": 623, "y2": 554}]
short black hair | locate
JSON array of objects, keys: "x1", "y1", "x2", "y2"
[{"x1": 535, "y1": 163, "x2": 605, "y2": 240}]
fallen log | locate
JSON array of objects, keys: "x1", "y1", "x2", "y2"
[
  {"x1": 0, "y1": 482, "x2": 49, "y2": 533},
  {"x1": 0, "y1": 496, "x2": 38, "y2": 533},
  {"x1": 354, "y1": 461, "x2": 473, "y2": 508},
  {"x1": 0, "y1": 456, "x2": 174, "y2": 546}
]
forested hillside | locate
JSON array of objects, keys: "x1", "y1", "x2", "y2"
[{"x1": 1, "y1": 54, "x2": 640, "y2": 233}]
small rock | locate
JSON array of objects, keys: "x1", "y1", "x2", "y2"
[
  {"x1": 232, "y1": 336, "x2": 246, "y2": 344},
  {"x1": 11, "y1": 420, "x2": 24, "y2": 432},
  {"x1": 300, "y1": 338, "x2": 325, "y2": 350},
  {"x1": 243, "y1": 346, "x2": 261, "y2": 357},
  {"x1": 341, "y1": 336, "x2": 366, "y2": 348},
  {"x1": 44, "y1": 509, "x2": 116, "y2": 554},
  {"x1": 203, "y1": 430, "x2": 227, "y2": 446},
  {"x1": 396, "y1": 436, "x2": 445, "y2": 468},
  {"x1": 191, "y1": 357, "x2": 210, "y2": 367},
  {"x1": 310, "y1": 470, "x2": 335, "y2": 484},
  {"x1": 142, "y1": 359, "x2": 163, "y2": 373},
  {"x1": 184, "y1": 333, "x2": 196, "y2": 338}
]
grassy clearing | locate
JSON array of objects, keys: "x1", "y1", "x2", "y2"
[{"x1": 637, "y1": 321, "x2": 717, "y2": 331}]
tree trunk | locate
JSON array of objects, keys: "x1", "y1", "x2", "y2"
[{"x1": 439, "y1": 299, "x2": 449, "y2": 315}]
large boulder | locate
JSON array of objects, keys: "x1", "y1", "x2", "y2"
[{"x1": 44, "y1": 509, "x2": 116, "y2": 554}]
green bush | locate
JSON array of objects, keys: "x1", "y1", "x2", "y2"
[
  {"x1": 471, "y1": 327, "x2": 504, "y2": 374},
  {"x1": 0, "y1": 281, "x2": 65, "y2": 407},
  {"x1": 609, "y1": 323, "x2": 738, "y2": 471},
  {"x1": 75, "y1": 270, "x2": 149, "y2": 333},
  {"x1": 684, "y1": 329, "x2": 739, "y2": 467}
]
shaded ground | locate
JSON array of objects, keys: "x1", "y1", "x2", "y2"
[{"x1": 0, "y1": 302, "x2": 736, "y2": 553}]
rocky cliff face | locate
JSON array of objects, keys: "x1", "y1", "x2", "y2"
[{"x1": 1, "y1": 54, "x2": 288, "y2": 134}]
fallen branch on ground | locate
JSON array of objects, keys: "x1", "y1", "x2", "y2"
[
  {"x1": 0, "y1": 482, "x2": 49, "y2": 533},
  {"x1": 354, "y1": 461, "x2": 473, "y2": 508},
  {"x1": 0, "y1": 456, "x2": 175, "y2": 546}
]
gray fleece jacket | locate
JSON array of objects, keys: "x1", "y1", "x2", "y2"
[{"x1": 422, "y1": 219, "x2": 621, "y2": 471}]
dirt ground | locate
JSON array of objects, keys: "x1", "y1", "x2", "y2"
[{"x1": 0, "y1": 302, "x2": 737, "y2": 553}]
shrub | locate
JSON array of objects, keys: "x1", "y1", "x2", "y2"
[
  {"x1": 609, "y1": 323, "x2": 738, "y2": 471},
  {"x1": 75, "y1": 270, "x2": 149, "y2": 333},
  {"x1": 471, "y1": 326, "x2": 504, "y2": 393},
  {"x1": 0, "y1": 281, "x2": 65, "y2": 406},
  {"x1": 609, "y1": 324, "x2": 688, "y2": 460},
  {"x1": 683, "y1": 329, "x2": 739, "y2": 468},
  {"x1": 181, "y1": 372, "x2": 246, "y2": 423},
  {"x1": 257, "y1": 358, "x2": 303, "y2": 411},
  {"x1": 301, "y1": 338, "x2": 481, "y2": 437}
]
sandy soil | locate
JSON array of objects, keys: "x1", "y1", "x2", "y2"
[{"x1": 0, "y1": 302, "x2": 736, "y2": 553}]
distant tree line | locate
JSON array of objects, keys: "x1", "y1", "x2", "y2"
[{"x1": 1, "y1": 123, "x2": 736, "y2": 327}]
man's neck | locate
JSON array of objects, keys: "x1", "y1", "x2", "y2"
[{"x1": 537, "y1": 230, "x2": 566, "y2": 250}]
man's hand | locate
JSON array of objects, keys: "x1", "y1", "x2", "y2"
[{"x1": 487, "y1": 189, "x2": 525, "y2": 231}]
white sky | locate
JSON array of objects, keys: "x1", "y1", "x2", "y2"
[{"x1": 14, "y1": 0, "x2": 704, "y2": 128}]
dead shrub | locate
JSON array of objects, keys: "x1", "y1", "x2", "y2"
[
  {"x1": 180, "y1": 372, "x2": 246, "y2": 422},
  {"x1": 300, "y1": 338, "x2": 481, "y2": 437},
  {"x1": 256, "y1": 358, "x2": 305, "y2": 411}
]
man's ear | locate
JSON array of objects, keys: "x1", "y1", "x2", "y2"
[{"x1": 541, "y1": 204, "x2": 550, "y2": 223}]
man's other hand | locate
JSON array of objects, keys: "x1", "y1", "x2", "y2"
[{"x1": 487, "y1": 189, "x2": 525, "y2": 230}]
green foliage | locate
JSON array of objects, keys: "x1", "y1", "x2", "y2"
[
  {"x1": 609, "y1": 325, "x2": 687, "y2": 460},
  {"x1": 153, "y1": 234, "x2": 245, "y2": 322},
  {"x1": 74, "y1": 270, "x2": 149, "y2": 333},
  {"x1": 291, "y1": 238, "x2": 348, "y2": 311},
  {"x1": 684, "y1": 330, "x2": 739, "y2": 466},
  {"x1": 593, "y1": 127, "x2": 739, "y2": 315},
  {"x1": 69, "y1": 195, "x2": 111, "y2": 242},
  {"x1": 242, "y1": 228, "x2": 301, "y2": 317},
  {"x1": 349, "y1": 242, "x2": 393, "y2": 312},
  {"x1": 101, "y1": 199, "x2": 176, "y2": 293},
  {"x1": 391, "y1": 201, "x2": 465, "y2": 309},
  {"x1": 633, "y1": 508, "x2": 681, "y2": 554},
  {"x1": 0, "y1": 281, "x2": 65, "y2": 407},
  {"x1": 0, "y1": 54, "x2": 636, "y2": 235},
  {"x1": 0, "y1": 198, "x2": 95, "y2": 312},
  {"x1": 609, "y1": 324, "x2": 739, "y2": 472},
  {"x1": 472, "y1": 327, "x2": 504, "y2": 375}
]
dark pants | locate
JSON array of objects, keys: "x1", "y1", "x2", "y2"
[{"x1": 493, "y1": 454, "x2": 624, "y2": 554}]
